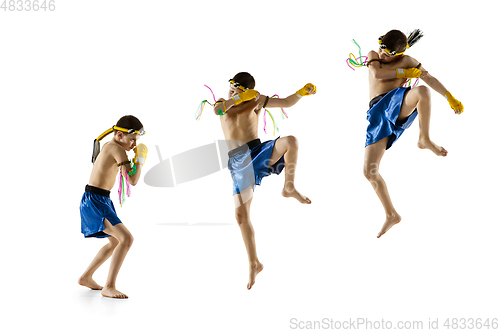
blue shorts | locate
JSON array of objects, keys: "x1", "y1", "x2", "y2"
[
  {"x1": 365, "y1": 87, "x2": 418, "y2": 149},
  {"x1": 80, "y1": 185, "x2": 122, "y2": 238},
  {"x1": 228, "y1": 138, "x2": 285, "y2": 195}
]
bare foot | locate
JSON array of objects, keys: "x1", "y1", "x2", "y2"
[
  {"x1": 247, "y1": 262, "x2": 264, "y2": 290},
  {"x1": 101, "y1": 287, "x2": 128, "y2": 299},
  {"x1": 417, "y1": 139, "x2": 448, "y2": 156},
  {"x1": 78, "y1": 276, "x2": 103, "y2": 290},
  {"x1": 282, "y1": 187, "x2": 311, "y2": 204},
  {"x1": 377, "y1": 213, "x2": 402, "y2": 238}
]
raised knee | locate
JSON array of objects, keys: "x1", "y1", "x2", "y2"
[
  {"x1": 415, "y1": 86, "x2": 431, "y2": 100},
  {"x1": 286, "y1": 135, "x2": 299, "y2": 150}
]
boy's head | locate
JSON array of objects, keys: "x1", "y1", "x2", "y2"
[
  {"x1": 377, "y1": 29, "x2": 424, "y2": 62},
  {"x1": 113, "y1": 115, "x2": 144, "y2": 151},
  {"x1": 228, "y1": 72, "x2": 255, "y2": 98},
  {"x1": 378, "y1": 30, "x2": 408, "y2": 61}
]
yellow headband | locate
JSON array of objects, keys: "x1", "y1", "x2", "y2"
[
  {"x1": 229, "y1": 79, "x2": 249, "y2": 91},
  {"x1": 378, "y1": 37, "x2": 409, "y2": 56},
  {"x1": 96, "y1": 126, "x2": 146, "y2": 142}
]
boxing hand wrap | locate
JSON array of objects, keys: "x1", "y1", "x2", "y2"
[
  {"x1": 295, "y1": 83, "x2": 316, "y2": 98},
  {"x1": 215, "y1": 101, "x2": 226, "y2": 115},
  {"x1": 133, "y1": 143, "x2": 148, "y2": 166},
  {"x1": 231, "y1": 89, "x2": 258, "y2": 105},
  {"x1": 396, "y1": 68, "x2": 421, "y2": 79},
  {"x1": 444, "y1": 91, "x2": 464, "y2": 114}
]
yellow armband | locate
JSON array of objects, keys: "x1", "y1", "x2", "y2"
[
  {"x1": 232, "y1": 89, "x2": 258, "y2": 105},
  {"x1": 396, "y1": 68, "x2": 421, "y2": 79}
]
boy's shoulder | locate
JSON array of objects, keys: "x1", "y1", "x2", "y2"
[
  {"x1": 401, "y1": 54, "x2": 420, "y2": 67},
  {"x1": 100, "y1": 141, "x2": 126, "y2": 163}
]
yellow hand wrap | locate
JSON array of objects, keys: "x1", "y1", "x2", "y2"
[
  {"x1": 231, "y1": 89, "x2": 258, "y2": 105},
  {"x1": 295, "y1": 83, "x2": 316, "y2": 98},
  {"x1": 133, "y1": 143, "x2": 148, "y2": 166},
  {"x1": 396, "y1": 68, "x2": 421, "y2": 79},
  {"x1": 445, "y1": 91, "x2": 464, "y2": 114}
]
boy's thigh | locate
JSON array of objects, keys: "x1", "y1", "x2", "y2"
[
  {"x1": 268, "y1": 136, "x2": 293, "y2": 166},
  {"x1": 399, "y1": 87, "x2": 426, "y2": 120},
  {"x1": 103, "y1": 218, "x2": 132, "y2": 241},
  {"x1": 364, "y1": 137, "x2": 388, "y2": 166},
  {"x1": 233, "y1": 186, "x2": 253, "y2": 209}
]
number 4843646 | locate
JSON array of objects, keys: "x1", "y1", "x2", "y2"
[{"x1": 1, "y1": 0, "x2": 56, "y2": 11}]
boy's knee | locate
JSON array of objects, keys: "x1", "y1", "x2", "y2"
[
  {"x1": 363, "y1": 164, "x2": 378, "y2": 181},
  {"x1": 286, "y1": 135, "x2": 299, "y2": 150},
  {"x1": 108, "y1": 237, "x2": 119, "y2": 249},
  {"x1": 363, "y1": 168, "x2": 372, "y2": 181},
  {"x1": 416, "y1": 86, "x2": 431, "y2": 100},
  {"x1": 235, "y1": 211, "x2": 249, "y2": 226},
  {"x1": 120, "y1": 233, "x2": 134, "y2": 248}
]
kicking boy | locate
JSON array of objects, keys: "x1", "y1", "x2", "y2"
[
  {"x1": 213, "y1": 72, "x2": 315, "y2": 289},
  {"x1": 363, "y1": 29, "x2": 463, "y2": 238},
  {"x1": 78, "y1": 115, "x2": 148, "y2": 299}
]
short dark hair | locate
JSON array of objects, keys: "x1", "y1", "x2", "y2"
[
  {"x1": 114, "y1": 115, "x2": 143, "y2": 134},
  {"x1": 232, "y1": 72, "x2": 255, "y2": 89},
  {"x1": 381, "y1": 30, "x2": 407, "y2": 54}
]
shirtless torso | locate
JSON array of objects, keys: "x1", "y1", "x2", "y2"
[
  {"x1": 88, "y1": 142, "x2": 123, "y2": 190},
  {"x1": 89, "y1": 135, "x2": 142, "y2": 190},
  {"x1": 367, "y1": 52, "x2": 423, "y2": 99}
]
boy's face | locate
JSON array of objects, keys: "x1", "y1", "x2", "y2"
[
  {"x1": 378, "y1": 47, "x2": 398, "y2": 62},
  {"x1": 228, "y1": 83, "x2": 244, "y2": 99},
  {"x1": 115, "y1": 132, "x2": 139, "y2": 151}
]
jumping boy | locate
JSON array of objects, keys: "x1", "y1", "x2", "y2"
[
  {"x1": 213, "y1": 72, "x2": 315, "y2": 289},
  {"x1": 78, "y1": 115, "x2": 148, "y2": 299},
  {"x1": 363, "y1": 30, "x2": 463, "y2": 238}
]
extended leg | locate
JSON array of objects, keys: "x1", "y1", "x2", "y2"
[
  {"x1": 268, "y1": 136, "x2": 311, "y2": 204},
  {"x1": 364, "y1": 138, "x2": 402, "y2": 238},
  {"x1": 399, "y1": 86, "x2": 447, "y2": 156},
  {"x1": 234, "y1": 187, "x2": 263, "y2": 290},
  {"x1": 100, "y1": 219, "x2": 134, "y2": 299},
  {"x1": 78, "y1": 237, "x2": 119, "y2": 290}
]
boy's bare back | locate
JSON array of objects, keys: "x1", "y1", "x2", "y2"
[{"x1": 219, "y1": 94, "x2": 263, "y2": 150}]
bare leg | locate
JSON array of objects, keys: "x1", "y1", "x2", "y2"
[
  {"x1": 78, "y1": 237, "x2": 119, "y2": 290},
  {"x1": 234, "y1": 187, "x2": 263, "y2": 290},
  {"x1": 268, "y1": 136, "x2": 311, "y2": 204},
  {"x1": 399, "y1": 86, "x2": 447, "y2": 156},
  {"x1": 364, "y1": 138, "x2": 402, "y2": 238},
  {"x1": 100, "y1": 219, "x2": 134, "y2": 299}
]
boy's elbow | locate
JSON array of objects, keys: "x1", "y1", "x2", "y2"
[
  {"x1": 370, "y1": 70, "x2": 382, "y2": 79},
  {"x1": 284, "y1": 97, "x2": 296, "y2": 108}
]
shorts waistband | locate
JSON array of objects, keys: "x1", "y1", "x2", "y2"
[
  {"x1": 228, "y1": 139, "x2": 261, "y2": 158},
  {"x1": 369, "y1": 93, "x2": 387, "y2": 108},
  {"x1": 85, "y1": 185, "x2": 111, "y2": 197}
]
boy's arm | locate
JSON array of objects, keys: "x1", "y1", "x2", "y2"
[
  {"x1": 110, "y1": 144, "x2": 147, "y2": 186},
  {"x1": 213, "y1": 90, "x2": 260, "y2": 115},
  {"x1": 261, "y1": 83, "x2": 316, "y2": 109},
  {"x1": 405, "y1": 57, "x2": 447, "y2": 94},
  {"x1": 367, "y1": 51, "x2": 421, "y2": 79},
  {"x1": 407, "y1": 57, "x2": 464, "y2": 114}
]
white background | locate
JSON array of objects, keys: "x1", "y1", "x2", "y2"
[{"x1": 1, "y1": 0, "x2": 499, "y2": 332}]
